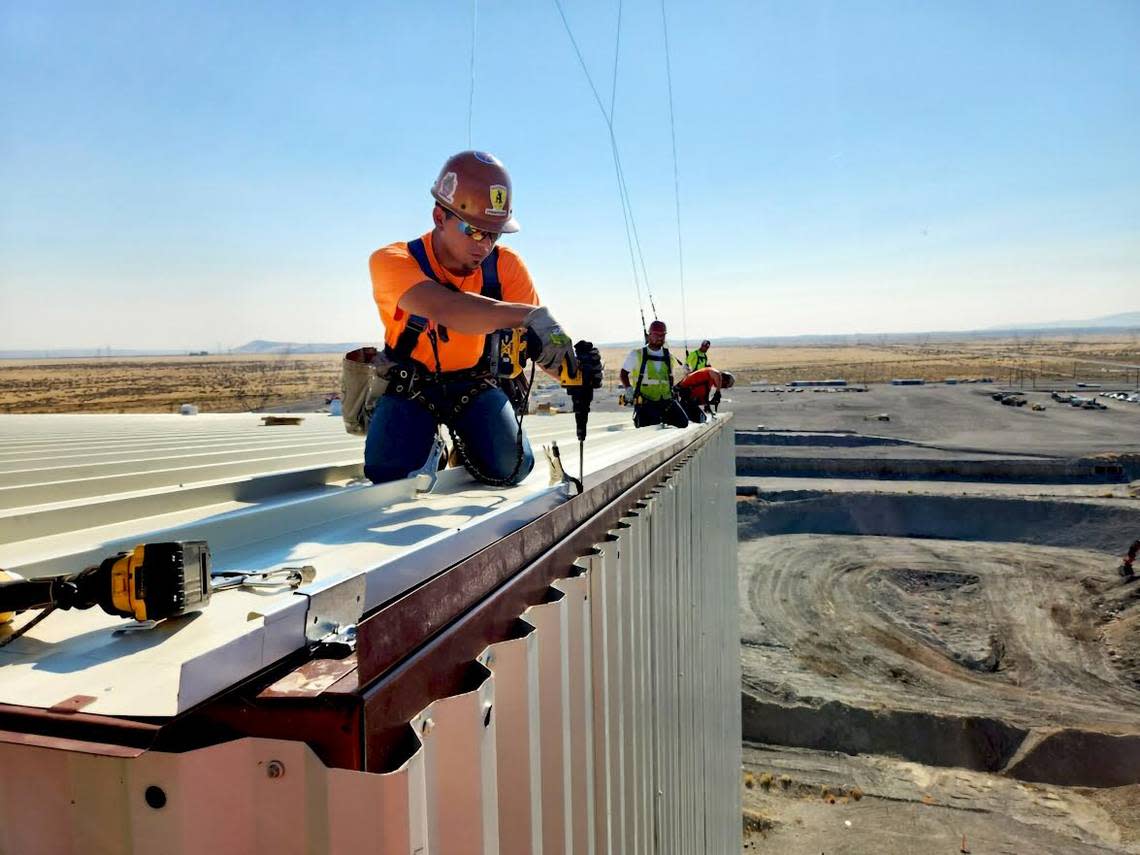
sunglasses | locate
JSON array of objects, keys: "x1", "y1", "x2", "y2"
[{"x1": 454, "y1": 217, "x2": 501, "y2": 244}]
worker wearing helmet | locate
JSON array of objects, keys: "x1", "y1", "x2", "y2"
[
  {"x1": 675, "y1": 367, "x2": 734, "y2": 423},
  {"x1": 618, "y1": 320, "x2": 689, "y2": 429},
  {"x1": 686, "y1": 339, "x2": 712, "y2": 372},
  {"x1": 365, "y1": 150, "x2": 594, "y2": 486}
]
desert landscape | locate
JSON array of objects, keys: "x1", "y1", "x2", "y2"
[{"x1": 2, "y1": 333, "x2": 1139, "y2": 415}]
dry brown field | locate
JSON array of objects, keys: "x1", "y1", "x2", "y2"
[
  {"x1": 0, "y1": 353, "x2": 341, "y2": 414},
  {"x1": 2, "y1": 335, "x2": 1138, "y2": 414},
  {"x1": 602, "y1": 333, "x2": 1140, "y2": 387}
]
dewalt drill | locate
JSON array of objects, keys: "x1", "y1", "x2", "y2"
[
  {"x1": 0, "y1": 542, "x2": 211, "y2": 640},
  {"x1": 495, "y1": 329, "x2": 603, "y2": 486}
]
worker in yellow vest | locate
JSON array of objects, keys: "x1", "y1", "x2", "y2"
[
  {"x1": 686, "y1": 339, "x2": 711, "y2": 372},
  {"x1": 618, "y1": 320, "x2": 689, "y2": 428}
]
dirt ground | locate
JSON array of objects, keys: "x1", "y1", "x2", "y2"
[
  {"x1": 733, "y1": 370, "x2": 1140, "y2": 852},
  {"x1": 0, "y1": 353, "x2": 340, "y2": 413},
  {"x1": 1, "y1": 333, "x2": 1137, "y2": 414},
  {"x1": 741, "y1": 743, "x2": 1140, "y2": 853},
  {"x1": 601, "y1": 333, "x2": 1140, "y2": 387},
  {"x1": 739, "y1": 534, "x2": 1140, "y2": 731}
]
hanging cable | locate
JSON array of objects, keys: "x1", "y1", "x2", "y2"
[
  {"x1": 660, "y1": 0, "x2": 688, "y2": 353},
  {"x1": 466, "y1": 0, "x2": 479, "y2": 147},
  {"x1": 552, "y1": 0, "x2": 657, "y2": 337},
  {"x1": 609, "y1": 0, "x2": 623, "y2": 118}
]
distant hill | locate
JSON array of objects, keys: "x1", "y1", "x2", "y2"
[{"x1": 984, "y1": 311, "x2": 1140, "y2": 331}]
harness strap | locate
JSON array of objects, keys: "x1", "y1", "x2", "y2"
[
  {"x1": 633, "y1": 347, "x2": 673, "y2": 403},
  {"x1": 396, "y1": 238, "x2": 501, "y2": 368}
]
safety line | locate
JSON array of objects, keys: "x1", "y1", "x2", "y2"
[
  {"x1": 660, "y1": 0, "x2": 688, "y2": 353},
  {"x1": 610, "y1": 0, "x2": 623, "y2": 118},
  {"x1": 467, "y1": 0, "x2": 479, "y2": 147},
  {"x1": 552, "y1": 0, "x2": 657, "y2": 336}
]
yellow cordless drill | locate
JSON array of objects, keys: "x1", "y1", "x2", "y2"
[{"x1": 496, "y1": 328, "x2": 602, "y2": 485}]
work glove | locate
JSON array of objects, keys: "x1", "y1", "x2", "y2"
[
  {"x1": 573, "y1": 341, "x2": 604, "y2": 389},
  {"x1": 523, "y1": 307, "x2": 575, "y2": 374},
  {"x1": 711, "y1": 389, "x2": 722, "y2": 408}
]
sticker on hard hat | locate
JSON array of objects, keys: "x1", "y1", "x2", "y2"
[
  {"x1": 473, "y1": 151, "x2": 497, "y2": 164},
  {"x1": 486, "y1": 184, "x2": 508, "y2": 216},
  {"x1": 437, "y1": 172, "x2": 458, "y2": 204}
]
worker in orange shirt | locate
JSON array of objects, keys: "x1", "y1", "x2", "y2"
[
  {"x1": 365, "y1": 151, "x2": 597, "y2": 486},
  {"x1": 675, "y1": 367, "x2": 735, "y2": 423}
]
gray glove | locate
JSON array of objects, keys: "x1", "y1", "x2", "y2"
[{"x1": 523, "y1": 307, "x2": 576, "y2": 373}]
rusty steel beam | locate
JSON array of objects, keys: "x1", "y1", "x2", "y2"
[{"x1": 0, "y1": 703, "x2": 161, "y2": 755}]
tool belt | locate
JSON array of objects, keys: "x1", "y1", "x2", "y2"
[{"x1": 383, "y1": 355, "x2": 499, "y2": 423}]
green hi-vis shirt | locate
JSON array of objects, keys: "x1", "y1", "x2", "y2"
[
  {"x1": 627, "y1": 347, "x2": 674, "y2": 402},
  {"x1": 686, "y1": 349, "x2": 708, "y2": 371}
]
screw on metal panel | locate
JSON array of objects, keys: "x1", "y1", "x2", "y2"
[
  {"x1": 266, "y1": 760, "x2": 286, "y2": 779},
  {"x1": 421, "y1": 717, "x2": 435, "y2": 735},
  {"x1": 144, "y1": 786, "x2": 167, "y2": 809}
]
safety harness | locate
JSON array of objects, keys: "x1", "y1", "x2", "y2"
[
  {"x1": 388, "y1": 238, "x2": 502, "y2": 367},
  {"x1": 632, "y1": 346, "x2": 674, "y2": 405},
  {"x1": 383, "y1": 237, "x2": 530, "y2": 487}
]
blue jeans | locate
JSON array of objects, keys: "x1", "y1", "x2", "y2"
[{"x1": 363, "y1": 381, "x2": 535, "y2": 486}]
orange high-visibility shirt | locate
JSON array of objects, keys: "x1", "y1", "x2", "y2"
[
  {"x1": 676, "y1": 367, "x2": 723, "y2": 405},
  {"x1": 369, "y1": 231, "x2": 539, "y2": 372}
]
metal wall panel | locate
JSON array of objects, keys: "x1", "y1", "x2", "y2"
[
  {"x1": 381, "y1": 421, "x2": 739, "y2": 855},
  {"x1": 0, "y1": 419, "x2": 739, "y2": 854}
]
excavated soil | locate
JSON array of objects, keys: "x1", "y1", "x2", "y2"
[
  {"x1": 741, "y1": 743, "x2": 1140, "y2": 853},
  {"x1": 739, "y1": 533, "x2": 1140, "y2": 787},
  {"x1": 738, "y1": 494, "x2": 1140, "y2": 851}
]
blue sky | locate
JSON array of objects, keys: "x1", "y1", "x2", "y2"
[{"x1": 2, "y1": 0, "x2": 1137, "y2": 350}]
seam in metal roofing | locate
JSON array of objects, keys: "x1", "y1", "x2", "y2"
[{"x1": 0, "y1": 411, "x2": 715, "y2": 717}]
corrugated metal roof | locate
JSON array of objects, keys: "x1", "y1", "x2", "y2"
[
  {"x1": 0, "y1": 411, "x2": 703, "y2": 717},
  {"x1": 0, "y1": 419, "x2": 743, "y2": 855}
]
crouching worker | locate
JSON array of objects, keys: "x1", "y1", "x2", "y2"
[
  {"x1": 364, "y1": 151, "x2": 581, "y2": 486},
  {"x1": 618, "y1": 319, "x2": 689, "y2": 429},
  {"x1": 675, "y1": 367, "x2": 735, "y2": 423}
]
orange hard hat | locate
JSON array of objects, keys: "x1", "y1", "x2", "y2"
[{"x1": 431, "y1": 151, "x2": 520, "y2": 234}]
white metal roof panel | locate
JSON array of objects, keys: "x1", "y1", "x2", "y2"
[{"x1": 0, "y1": 411, "x2": 705, "y2": 716}]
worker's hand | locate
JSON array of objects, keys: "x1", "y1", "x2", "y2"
[
  {"x1": 574, "y1": 341, "x2": 604, "y2": 389},
  {"x1": 617, "y1": 387, "x2": 630, "y2": 406},
  {"x1": 523, "y1": 307, "x2": 575, "y2": 373},
  {"x1": 711, "y1": 389, "x2": 722, "y2": 408}
]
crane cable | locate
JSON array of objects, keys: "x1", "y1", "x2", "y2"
[
  {"x1": 660, "y1": 0, "x2": 689, "y2": 355},
  {"x1": 552, "y1": 0, "x2": 659, "y2": 339}
]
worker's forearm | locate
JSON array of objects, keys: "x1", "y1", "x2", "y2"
[
  {"x1": 619, "y1": 370, "x2": 631, "y2": 387},
  {"x1": 398, "y1": 282, "x2": 534, "y2": 334}
]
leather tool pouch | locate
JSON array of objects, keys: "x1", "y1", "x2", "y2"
[{"x1": 341, "y1": 346, "x2": 395, "y2": 435}]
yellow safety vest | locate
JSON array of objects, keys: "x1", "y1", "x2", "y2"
[{"x1": 632, "y1": 347, "x2": 674, "y2": 402}]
